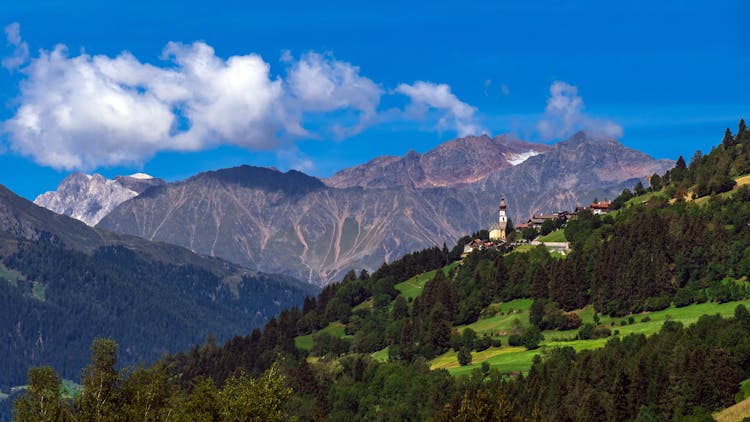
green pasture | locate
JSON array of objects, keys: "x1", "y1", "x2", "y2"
[
  {"x1": 294, "y1": 322, "x2": 348, "y2": 351},
  {"x1": 434, "y1": 299, "x2": 750, "y2": 376},
  {"x1": 537, "y1": 230, "x2": 566, "y2": 243},
  {"x1": 394, "y1": 261, "x2": 460, "y2": 301}
]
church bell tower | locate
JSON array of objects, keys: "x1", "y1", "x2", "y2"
[{"x1": 490, "y1": 196, "x2": 508, "y2": 242}]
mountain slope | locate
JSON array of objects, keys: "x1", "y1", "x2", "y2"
[
  {"x1": 98, "y1": 132, "x2": 672, "y2": 285},
  {"x1": 34, "y1": 173, "x2": 166, "y2": 226},
  {"x1": 324, "y1": 134, "x2": 550, "y2": 189},
  {"x1": 0, "y1": 184, "x2": 315, "y2": 388}
]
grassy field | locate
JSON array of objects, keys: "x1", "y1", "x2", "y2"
[
  {"x1": 456, "y1": 299, "x2": 533, "y2": 336},
  {"x1": 537, "y1": 229, "x2": 567, "y2": 243},
  {"x1": 433, "y1": 299, "x2": 750, "y2": 376},
  {"x1": 511, "y1": 244, "x2": 534, "y2": 253},
  {"x1": 32, "y1": 283, "x2": 46, "y2": 301},
  {"x1": 715, "y1": 395, "x2": 750, "y2": 422},
  {"x1": 0, "y1": 262, "x2": 21, "y2": 287},
  {"x1": 394, "y1": 261, "x2": 460, "y2": 301},
  {"x1": 294, "y1": 322, "x2": 348, "y2": 351},
  {"x1": 352, "y1": 298, "x2": 373, "y2": 312},
  {"x1": 370, "y1": 347, "x2": 389, "y2": 362}
]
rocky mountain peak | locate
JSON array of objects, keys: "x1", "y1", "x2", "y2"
[
  {"x1": 34, "y1": 172, "x2": 166, "y2": 226},
  {"x1": 192, "y1": 165, "x2": 326, "y2": 195},
  {"x1": 324, "y1": 133, "x2": 551, "y2": 189}
]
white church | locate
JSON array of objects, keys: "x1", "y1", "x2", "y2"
[{"x1": 489, "y1": 196, "x2": 508, "y2": 242}]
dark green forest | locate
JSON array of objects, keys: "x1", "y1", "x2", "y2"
[
  {"x1": 11, "y1": 120, "x2": 750, "y2": 421},
  {"x1": 0, "y1": 235, "x2": 313, "y2": 399}
]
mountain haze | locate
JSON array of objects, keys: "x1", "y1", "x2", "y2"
[{"x1": 97, "y1": 132, "x2": 672, "y2": 285}]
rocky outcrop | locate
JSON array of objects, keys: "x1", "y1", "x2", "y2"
[{"x1": 34, "y1": 173, "x2": 165, "y2": 226}]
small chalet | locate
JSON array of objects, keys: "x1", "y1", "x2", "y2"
[{"x1": 590, "y1": 200, "x2": 611, "y2": 215}]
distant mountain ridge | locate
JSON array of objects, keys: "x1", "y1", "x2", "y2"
[
  {"x1": 325, "y1": 134, "x2": 551, "y2": 189},
  {"x1": 34, "y1": 173, "x2": 166, "y2": 226},
  {"x1": 96, "y1": 132, "x2": 673, "y2": 285}
]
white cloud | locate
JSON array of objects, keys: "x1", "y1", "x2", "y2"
[
  {"x1": 286, "y1": 52, "x2": 382, "y2": 138},
  {"x1": 1, "y1": 30, "x2": 484, "y2": 170},
  {"x1": 2, "y1": 22, "x2": 29, "y2": 70},
  {"x1": 536, "y1": 81, "x2": 622, "y2": 140},
  {"x1": 3, "y1": 41, "x2": 293, "y2": 170},
  {"x1": 396, "y1": 81, "x2": 483, "y2": 136},
  {"x1": 276, "y1": 146, "x2": 315, "y2": 173}
]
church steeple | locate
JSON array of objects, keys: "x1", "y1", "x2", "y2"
[{"x1": 490, "y1": 196, "x2": 508, "y2": 242}]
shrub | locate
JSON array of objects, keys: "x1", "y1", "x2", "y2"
[
  {"x1": 508, "y1": 334, "x2": 523, "y2": 347},
  {"x1": 673, "y1": 289, "x2": 694, "y2": 308},
  {"x1": 578, "y1": 323, "x2": 595, "y2": 340},
  {"x1": 627, "y1": 316, "x2": 635, "y2": 325},
  {"x1": 591, "y1": 326, "x2": 612, "y2": 339},
  {"x1": 641, "y1": 316, "x2": 651, "y2": 323},
  {"x1": 457, "y1": 347, "x2": 472, "y2": 366},
  {"x1": 474, "y1": 335, "x2": 492, "y2": 352},
  {"x1": 643, "y1": 295, "x2": 671, "y2": 312},
  {"x1": 521, "y1": 326, "x2": 544, "y2": 350}
]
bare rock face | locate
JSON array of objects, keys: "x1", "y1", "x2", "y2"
[
  {"x1": 324, "y1": 134, "x2": 551, "y2": 189},
  {"x1": 34, "y1": 173, "x2": 165, "y2": 226},
  {"x1": 97, "y1": 132, "x2": 673, "y2": 286}
]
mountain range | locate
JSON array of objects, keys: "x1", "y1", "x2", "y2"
[{"x1": 43, "y1": 132, "x2": 669, "y2": 285}]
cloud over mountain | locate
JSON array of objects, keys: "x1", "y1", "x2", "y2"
[
  {"x1": 0, "y1": 24, "x2": 483, "y2": 171},
  {"x1": 536, "y1": 81, "x2": 623, "y2": 140},
  {"x1": 396, "y1": 81, "x2": 484, "y2": 136}
]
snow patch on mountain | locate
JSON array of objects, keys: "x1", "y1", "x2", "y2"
[{"x1": 507, "y1": 150, "x2": 541, "y2": 166}]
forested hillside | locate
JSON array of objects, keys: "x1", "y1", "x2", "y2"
[
  {"x1": 12, "y1": 120, "x2": 750, "y2": 421},
  {"x1": 0, "y1": 186, "x2": 316, "y2": 421}
]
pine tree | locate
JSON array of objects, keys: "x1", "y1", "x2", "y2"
[
  {"x1": 722, "y1": 128, "x2": 735, "y2": 148},
  {"x1": 399, "y1": 319, "x2": 415, "y2": 363}
]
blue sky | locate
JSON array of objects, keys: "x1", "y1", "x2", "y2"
[{"x1": 0, "y1": 0, "x2": 748, "y2": 199}]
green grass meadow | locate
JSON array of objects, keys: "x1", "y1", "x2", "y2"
[
  {"x1": 433, "y1": 299, "x2": 750, "y2": 376},
  {"x1": 394, "y1": 261, "x2": 460, "y2": 301},
  {"x1": 537, "y1": 229, "x2": 567, "y2": 243},
  {"x1": 294, "y1": 322, "x2": 349, "y2": 351}
]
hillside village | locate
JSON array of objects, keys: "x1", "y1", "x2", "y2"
[{"x1": 463, "y1": 197, "x2": 612, "y2": 255}]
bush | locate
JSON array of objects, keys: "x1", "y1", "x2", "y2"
[
  {"x1": 643, "y1": 295, "x2": 671, "y2": 312},
  {"x1": 457, "y1": 347, "x2": 472, "y2": 366},
  {"x1": 521, "y1": 326, "x2": 544, "y2": 350},
  {"x1": 627, "y1": 316, "x2": 635, "y2": 325},
  {"x1": 508, "y1": 335, "x2": 523, "y2": 347},
  {"x1": 474, "y1": 335, "x2": 492, "y2": 352},
  {"x1": 641, "y1": 316, "x2": 651, "y2": 323},
  {"x1": 673, "y1": 289, "x2": 694, "y2": 308},
  {"x1": 591, "y1": 326, "x2": 612, "y2": 339},
  {"x1": 490, "y1": 337, "x2": 502, "y2": 348},
  {"x1": 578, "y1": 323, "x2": 594, "y2": 340}
]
